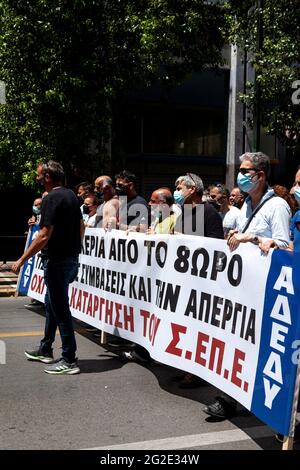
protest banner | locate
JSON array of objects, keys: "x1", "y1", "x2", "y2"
[
  {"x1": 27, "y1": 228, "x2": 300, "y2": 438},
  {"x1": 16, "y1": 225, "x2": 40, "y2": 296}
]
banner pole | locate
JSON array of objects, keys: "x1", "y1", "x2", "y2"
[
  {"x1": 282, "y1": 351, "x2": 300, "y2": 450},
  {"x1": 101, "y1": 331, "x2": 107, "y2": 344}
]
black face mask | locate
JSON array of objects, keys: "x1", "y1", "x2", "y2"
[
  {"x1": 115, "y1": 186, "x2": 128, "y2": 196},
  {"x1": 82, "y1": 204, "x2": 91, "y2": 215},
  {"x1": 94, "y1": 191, "x2": 104, "y2": 200},
  {"x1": 37, "y1": 177, "x2": 45, "y2": 188}
]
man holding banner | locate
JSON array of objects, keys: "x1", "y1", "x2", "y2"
[
  {"x1": 204, "y1": 151, "x2": 292, "y2": 420},
  {"x1": 12, "y1": 160, "x2": 84, "y2": 375}
]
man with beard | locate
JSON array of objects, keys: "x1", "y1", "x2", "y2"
[
  {"x1": 115, "y1": 170, "x2": 148, "y2": 232},
  {"x1": 110, "y1": 170, "x2": 150, "y2": 360},
  {"x1": 12, "y1": 160, "x2": 84, "y2": 375}
]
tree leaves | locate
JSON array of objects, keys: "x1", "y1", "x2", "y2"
[
  {"x1": 0, "y1": 0, "x2": 226, "y2": 186},
  {"x1": 229, "y1": 0, "x2": 300, "y2": 146}
]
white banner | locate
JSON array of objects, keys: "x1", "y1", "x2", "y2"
[{"x1": 27, "y1": 228, "x2": 300, "y2": 434}]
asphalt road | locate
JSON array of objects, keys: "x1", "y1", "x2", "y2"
[{"x1": 0, "y1": 296, "x2": 293, "y2": 451}]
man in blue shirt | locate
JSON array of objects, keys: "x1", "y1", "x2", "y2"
[{"x1": 227, "y1": 152, "x2": 291, "y2": 252}]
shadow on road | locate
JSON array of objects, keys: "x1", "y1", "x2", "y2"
[
  {"x1": 98, "y1": 345, "x2": 295, "y2": 451},
  {"x1": 21, "y1": 306, "x2": 298, "y2": 451},
  {"x1": 77, "y1": 355, "x2": 123, "y2": 374}
]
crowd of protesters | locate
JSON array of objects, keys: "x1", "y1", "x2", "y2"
[
  {"x1": 70, "y1": 153, "x2": 299, "y2": 260},
  {"x1": 16, "y1": 152, "x2": 300, "y2": 441}
]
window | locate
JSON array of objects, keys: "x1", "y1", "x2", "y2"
[{"x1": 121, "y1": 105, "x2": 225, "y2": 157}]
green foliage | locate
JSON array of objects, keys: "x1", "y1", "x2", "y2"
[
  {"x1": 228, "y1": 0, "x2": 300, "y2": 147},
  {"x1": 0, "y1": 0, "x2": 227, "y2": 187},
  {"x1": 2, "y1": 1, "x2": 299, "y2": 186}
]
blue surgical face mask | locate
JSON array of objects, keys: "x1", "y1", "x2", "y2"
[
  {"x1": 32, "y1": 206, "x2": 41, "y2": 215},
  {"x1": 173, "y1": 190, "x2": 185, "y2": 206},
  {"x1": 237, "y1": 172, "x2": 257, "y2": 193},
  {"x1": 294, "y1": 186, "x2": 300, "y2": 204}
]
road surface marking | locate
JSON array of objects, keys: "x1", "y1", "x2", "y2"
[
  {"x1": 0, "y1": 329, "x2": 84, "y2": 338},
  {"x1": 0, "y1": 331, "x2": 46, "y2": 338},
  {"x1": 84, "y1": 425, "x2": 273, "y2": 450}
]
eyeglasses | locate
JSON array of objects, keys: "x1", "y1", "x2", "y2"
[{"x1": 239, "y1": 167, "x2": 259, "y2": 175}]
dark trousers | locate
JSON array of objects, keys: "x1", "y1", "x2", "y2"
[{"x1": 40, "y1": 257, "x2": 79, "y2": 363}]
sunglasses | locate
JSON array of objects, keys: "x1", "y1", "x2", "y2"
[
  {"x1": 186, "y1": 172, "x2": 197, "y2": 186},
  {"x1": 239, "y1": 167, "x2": 259, "y2": 175}
]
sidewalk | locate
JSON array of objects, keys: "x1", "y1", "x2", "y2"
[{"x1": 0, "y1": 262, "x2": 18, "y2": 297}]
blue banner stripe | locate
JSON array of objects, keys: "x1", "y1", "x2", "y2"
[
  {"x1": 251, "y1": 249, "x2": 300, "y2": 435},
  {"x1": 18, "y1": 225, "x2": 39, "y2": 295}
]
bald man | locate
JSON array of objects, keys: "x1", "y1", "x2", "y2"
[
  {"x1": 28, "y1": 197, "x2": 43, "y2": 227},
  {"x1": 229, "y1": 187, "x2": 245, "y2": 209},
  {"x1": 94, "y1": 175, "x2": 119, "y2": 229},
  {"x1": 148, "y1": 187, "x2": 178, "y2": 234}
]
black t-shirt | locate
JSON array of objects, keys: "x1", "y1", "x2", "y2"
[
  {"x1": 119, "y1": 194, "x2": 149, "y2": 227},
  {"x1": 175, "y1": 202, "x2": 224, "y2": 239},
  {"x1": 39, "y1": 187, "x2": 82, "y2": 260}
]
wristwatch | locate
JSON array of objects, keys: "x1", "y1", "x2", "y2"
[{"x1": 252, "y1": 236, "x2": 260, "y2": 245}]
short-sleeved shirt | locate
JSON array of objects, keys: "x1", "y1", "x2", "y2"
[
  {"x1": 119, "y1": 195, "x2": 149, "y2": 228},
  {"x1": 236, "y1": 187, "x2": 291, "y2": 248},
  {"x1": 39, "y1": 187, "x2": 82, "y2": 260},
  {"x1": 222, "y1": 206, "x2": 241, "y2": 235},
  {"x1": 154, "y1": 212, "x2": 177, "y2": 234},
  {"x1": 85, "y1": 213, "x2": 97, "y2": 228}
]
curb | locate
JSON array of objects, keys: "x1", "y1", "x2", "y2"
[
  {"x1": 0, "y1": 263, "x2": 18, "y2": 297},
  {"x1": 0, "y1": 288, "x2": 16, "y2": 297}
]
